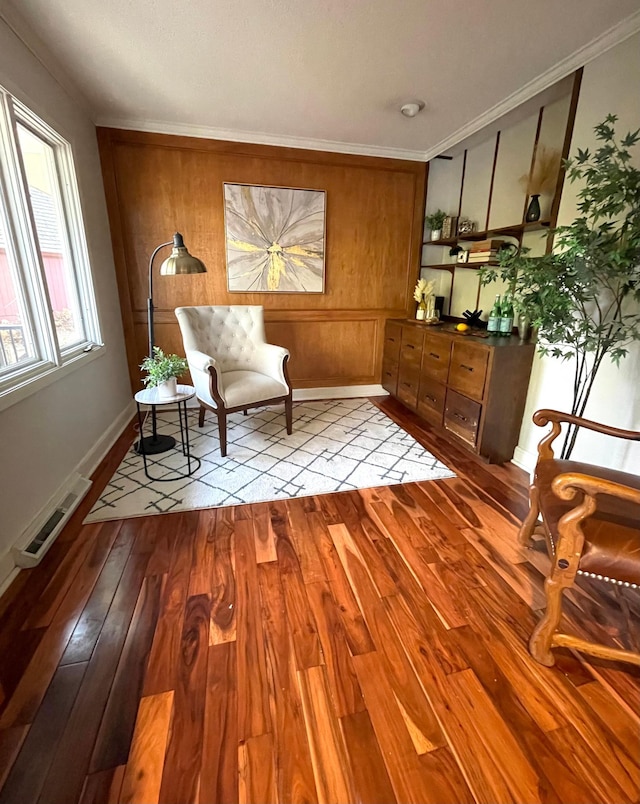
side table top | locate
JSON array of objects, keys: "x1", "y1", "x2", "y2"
[{"x1": 134, "y1": 384, "x2": 196, "y2": 405}]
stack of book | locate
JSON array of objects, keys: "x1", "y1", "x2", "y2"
[{"x1": 467, "y1": 239, "x2": 505, "y2": 265}]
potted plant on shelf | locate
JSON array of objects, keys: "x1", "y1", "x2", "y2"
[
  {"x1": 481, "y1": 115, "x2": 640, "y2": 459},
  {"x1": 425, "y1": 209, "x2": 447, "y2": 241},
  {"x1": 140, "y1": 347, "x2": 189, "y2": 399}
]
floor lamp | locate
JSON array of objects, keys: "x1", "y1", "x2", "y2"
[{"x1": 136, "y1": 232, "x2": 207, "y2": 455}]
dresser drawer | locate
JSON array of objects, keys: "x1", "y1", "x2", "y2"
[
  {"x1": 383, "y1": 322, "x2": 402, "y2": 364},
  {"x1": 381, "y1": 357, "x2": 399, "y2": 395},
  {"x1": 448, "y1": 341, "x2": 489, "y2": 402},
  {"x1": 417, "y1": 376, "x2": 446, "y2": 427},
  {"x1": 400, "y1": 328, "x2": 424, "y2": 369},
  {"x1": 397, "y1": 363, "x2": 420, "y2": 409},
  {"x1": 421, "y1": 333, "x2": 451, "y2": 383},
  {"x1": 444, "y1": 389, "x2": 481, "y2": 447}
]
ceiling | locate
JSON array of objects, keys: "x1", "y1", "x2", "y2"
[{"x1": 3, "y1": 0, "x2": 640, "y2": 159}]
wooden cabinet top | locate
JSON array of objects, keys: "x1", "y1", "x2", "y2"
[{"x1": 387, "y1": 319, "x2": 535, "y2": 350}]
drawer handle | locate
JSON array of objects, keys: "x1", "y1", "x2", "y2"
[
  {"x1": 429, "y1": 352, "x2": 440, "y2": 359},
  {"x1": 453, "y1": 412, "x2": 468, "y2": 422},
  {"x1": 406, "y1": 344, "x2": 415, "y2": 350},
  {"x1": 425, "y1": 394, "x2": 436, "y2": 403},
  {"x1": 460, "y1": 364, "x2": 474, "y2": 372}
]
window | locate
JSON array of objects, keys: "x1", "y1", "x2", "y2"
[{"x1": 0, "y1": 87, "x2": 101, "y2": 398}]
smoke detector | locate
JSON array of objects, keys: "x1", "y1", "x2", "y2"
[{"x1": 400, "y1": 101, "x2": 425, "y2": 118}]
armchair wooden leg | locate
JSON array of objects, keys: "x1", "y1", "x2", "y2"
[
  {"x1": 198, "y1": 405, "x2": 206, "y2": 428},
  {"x1": 243, "y1": 409, "x2": 248, "y2": 416},
  {"x1": 529, "y1": 556, "x2": 579, "y2": 667},
  {"x1": 518, "y1": 483, "x2": 540, "y2": 546},
  {"x1": 217, "y1": 410, "x2": 228, "y2": 457},
  {"x1": 285, "y1": 395, "x2": 293, "y2": 435}
]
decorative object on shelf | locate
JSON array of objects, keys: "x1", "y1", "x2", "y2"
[
  {"x1": 462, "y1": 309, "x2": 484, "y2": 328},
  {"x1": 457, "y1": 249, "x2": 469, "y2": 263},
  {"x1": 413, "y1": 277, "x2": 437, "y2": 321},
  {"x1": 425, "y1": 209, "x2": 447, "y2": 241},
  {"x1": 517, "y1": 312, "x2": 532, "y2": 341},
  {"x1": 441, "y1": 215, "x2": 458, "y2": 240},
  {"x1": 224, "y1": 183, "x2": 326, "y2": 292},
  {"x1": 143, "y1": 232, "x2": 207, "y2": 454},
  {"x1": 449, "y1": 245, "x2": 463, "y2": 263},
  {"x1": 481, "y1": 115, "x2": 640, "y2": 459},
  {"x1": 140, "y1": 348, "x2": 189, "y2": 399},
  {"x1": 457, "y1": 218, "x2": 476, "y2": 234},
  {"x1": 525, "y1": 194, "x2": 541, "y2": 222},
  {"x1": 520, "y1": 144, "x2": 561, "y2": 223}
]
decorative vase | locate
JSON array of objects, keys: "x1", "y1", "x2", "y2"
[
  {"x1": 430, "y1": 229, "x2": 441, "y2": 241},
  {"x1": 517, "y1": 313, "x2": 531, "y2": 341},
  {"x1": 158, "y1": 377, "x2": 178, "y2": 398},
  {"x1": 416, "y1": 300, "x2": 427, "y2": 320},
  {"x1": 425, "y1": 294, "x2": 436, "y2": 320},
  {"x1": 525, "y1": 194, "x2": 541, "y2": 223}
]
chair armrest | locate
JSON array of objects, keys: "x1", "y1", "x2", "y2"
[
  {"x1": 553, "y1": 472, "x2": 640, "y2": 508},
  {"x1": 186, "y1": 349, "x2": 218, "y2": 373},
  {"x1": 252, "y1": 344, "x2": 291, "y2": 388},
  {"x1": 533, "y1": 408, "x2": 640, "y2": 461}
]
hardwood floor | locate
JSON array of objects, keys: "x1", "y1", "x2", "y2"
[{"x1": 0, "y1": 396, "x2": 638, "y2": 804}]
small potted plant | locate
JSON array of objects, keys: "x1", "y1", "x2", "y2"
[
  {"x1": 425, "y1": 209, "x2": 447, "y2": 241},
  {"x1": 140, "y1": 347, "x2": 188, "y2": 398}
]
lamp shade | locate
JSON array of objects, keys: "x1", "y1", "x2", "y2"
[{"x1": 159, "y1": 232, "x2": 207, "y2": 276}]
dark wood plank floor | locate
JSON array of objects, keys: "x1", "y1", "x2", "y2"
[{"x1": 0, "y1": 396, "x2": 638, "y2": 804}]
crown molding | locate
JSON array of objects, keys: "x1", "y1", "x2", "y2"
[
  {"x1": 422, "y1": 9, "x2": 640, "y2": 161},
  {"x1": 93, "y1": 116, "x2": 428, "y2": 162},
  {"x1": 0, "y1": 0, "x2": 95, "y2": 117}
]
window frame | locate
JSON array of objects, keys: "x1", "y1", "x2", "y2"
[{"x1": 0, "y1": 86, "x2": 102, "y2": 401}]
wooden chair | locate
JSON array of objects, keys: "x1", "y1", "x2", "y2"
[
  {"x1": 175, "y1": 305, "x2": 292, "y2": 457},
  {"x1": 519, "y1": 409, "x2": 640, "y2": 668}
]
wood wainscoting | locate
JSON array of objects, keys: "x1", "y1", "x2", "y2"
[{"x1": 97, "y1": 128, "x2": 427, "y2": 391}]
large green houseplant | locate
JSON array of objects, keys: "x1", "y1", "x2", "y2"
[{"x1": 481, "y1": 115, "x2": 640, "y2": 459}]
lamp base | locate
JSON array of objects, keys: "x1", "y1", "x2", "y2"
[{"x1": 134, "y1": 434, "x2": 176, "y2": 455}]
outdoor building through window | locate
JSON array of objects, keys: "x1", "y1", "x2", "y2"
[{"x1": 0, "y1": 87, "x2": 100, "y2": 398}]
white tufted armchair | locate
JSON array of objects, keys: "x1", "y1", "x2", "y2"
[{"x1": 175, "y1": 305, "x2": 292, "y2": 456}]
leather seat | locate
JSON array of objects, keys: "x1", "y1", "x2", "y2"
[
  {"x1": 519, "y1": 409, "x2": 640, "y2": 668},
  {"x1": 535, "y1": 459, "x2": 640, "y2": 585}
]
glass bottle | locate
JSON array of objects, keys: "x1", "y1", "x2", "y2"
[
  {"x1": 499, "y1": 296, "x2": 514, "y2": 337},
  {"x1": 487, "y1": 295, "x2": 501, "y2": 335}
]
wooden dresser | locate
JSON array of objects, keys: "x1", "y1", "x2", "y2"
[{"x1": 382, "y1": 319, "x2": 535, "y2": 463}]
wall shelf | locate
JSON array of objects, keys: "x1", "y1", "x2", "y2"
[{"x1": 423, "y1": 219, "x2": 551, "y2": 247}]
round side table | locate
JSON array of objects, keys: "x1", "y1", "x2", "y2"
[{"x1": 134, "y1": 384, "x2": 201, "y2": 481}]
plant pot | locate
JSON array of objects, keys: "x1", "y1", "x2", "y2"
[
  {"x1": 430, "y1": 229, "x2": 441, "y2": 241},
  {"x1": 157, "y1": 377, "x2": 178, "y2": 398}
]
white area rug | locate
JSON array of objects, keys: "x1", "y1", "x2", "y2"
[{"x1": 85, "y1": 399, "x2": 455, "y2": 522}]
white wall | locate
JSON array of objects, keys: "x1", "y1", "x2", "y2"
[
  {"x1": 516, "y1": 32, "x2": 640, "y2": 472},
  {"x1": 0, "y1": 19, "x2": 131, "y2": 583}
]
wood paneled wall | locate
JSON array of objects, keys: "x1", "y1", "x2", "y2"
[{"x1": 97, "y1": 128, "x2": 426, "y2": 390}]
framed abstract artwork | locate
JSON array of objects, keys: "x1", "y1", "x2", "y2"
[{"x1": 223, "y1": 183, "x2": 326, "y2": 293}]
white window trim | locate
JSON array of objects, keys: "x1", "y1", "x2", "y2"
[{"x1": 0, "y1": 84, "x2": 102, "y2": 400}]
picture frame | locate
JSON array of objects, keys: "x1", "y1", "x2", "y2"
[
  {"x1": 457, "y1": 249, "x2": 469, "y2": 263},
  {"x1": 223, "y1": 183, "x2": 326, "y2": 293}
]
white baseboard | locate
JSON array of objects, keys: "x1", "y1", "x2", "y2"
[
  {"x1": 172, "y1": 385, "x2": 389, "y2": 408},
  {"x1": 0, "y1": 399, "x2": 136, "y2": 593},
  {"x1": 512, "y1": 445, "x2": 536, "y2": 476},
  {"x1": 77, "y1": 400, "x2": 136, "y2": 477},
  {"x1": 293, "y1": 385, "x2": 388, "y2": 401}
]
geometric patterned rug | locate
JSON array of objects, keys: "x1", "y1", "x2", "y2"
[{"x1": 84, "y1": 398, "x2": 455, "y2": 522}]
